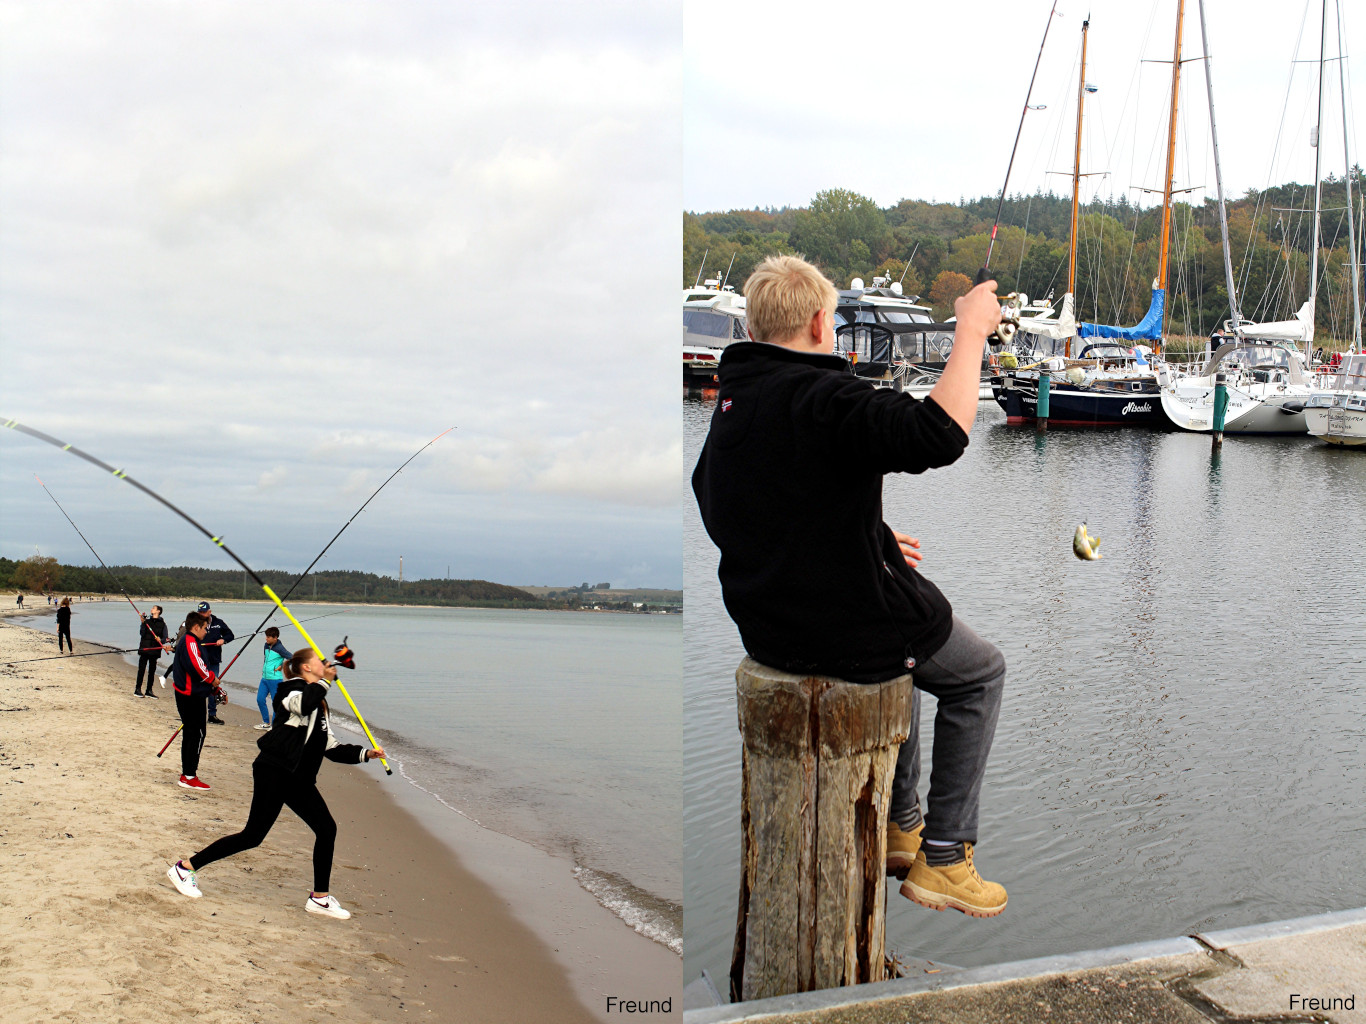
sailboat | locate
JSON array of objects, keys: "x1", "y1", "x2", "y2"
[
  {"x1": 992, "y1": 14, "x2": 1170, "y2": 427},
  {"x1": 1158, "y1": 0, "x2": 1345, "y2": 435}
]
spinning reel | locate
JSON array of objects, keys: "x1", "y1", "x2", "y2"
[
  {"x1": 331, "y1": 636, "x2": 356, "y2": 670},
  {"x1": 975, "y1": 267, "x2": 1021, "y2": 347}
]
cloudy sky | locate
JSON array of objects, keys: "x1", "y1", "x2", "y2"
[
  {"x1": 685, "y1": 0, "x2": 1360, "y2": 215},
  {"x1": 0, "y1": 1, "x2": 682, "y2": 589}
]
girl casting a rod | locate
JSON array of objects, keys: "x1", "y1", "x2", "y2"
[{"x1": 166, "y1": 647, "x2": 384, "y2": 919}]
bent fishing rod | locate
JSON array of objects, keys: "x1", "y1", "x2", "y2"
[
  {"x1": 35, "y1": 474, "x2": 174, "y2": 655},
  {"x1": 209, "y1": 427, "x2": 453, "y2": 690},
  {"x1": 4, "y1": 417, "x2": 453, "y2": 776}
]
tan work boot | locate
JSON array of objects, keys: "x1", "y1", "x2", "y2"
[
  {"x1": 900, "y1": 843, "x2": 1007, "y2": 918},
  {"x1": 886, "y1": 821, "x2": 923, "y2": 879}
]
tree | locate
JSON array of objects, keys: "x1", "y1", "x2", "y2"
[
  {"x1": 928, "y1": 271, "x2": 973, "y2": 319},
  {"x1": 14, "y1": 555, "x2": 63, "y2": 594}
]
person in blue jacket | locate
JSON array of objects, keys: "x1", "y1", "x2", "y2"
[
  {"x1": 197, "y1": 601, "x2": 234, "y2": 724},
  {"x1": 255, "y1": 627, "x2": 290, "y2": 730}
]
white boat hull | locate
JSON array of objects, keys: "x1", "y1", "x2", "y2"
[
  {"x1": 1305, "y1": 405, "x2": 1366, "y2": 445},
  {"x1": 1159, "y1": 384, "x2": 1309, "y2": 434}
]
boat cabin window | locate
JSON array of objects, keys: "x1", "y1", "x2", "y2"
[
  {"x1": 683, "y1": 309, "x2": 738, "y2": 341},
  {"x1": 879, "y1": 311, "x2": 934, "y2": 324},
  {"x1": 1218, "y1": 345, "x2": 1293, "y2": 372}
]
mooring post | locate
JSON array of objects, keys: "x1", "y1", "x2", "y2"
[
  {"x1": 730, "y1": 657, "x2": 915, "y2": 1003},
  {"x1": 1211, "y1": 371, "x2": 1228, "y2": 449},
  {"x1": 1036, "y1": 369, "x2": 1051, "y2": 432}
]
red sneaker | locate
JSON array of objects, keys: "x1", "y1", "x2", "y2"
[{"x1": 178, "y1": 775, "x2": 211, "y2": 790}]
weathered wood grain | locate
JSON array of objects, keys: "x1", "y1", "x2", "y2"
[{"x1": 732, "y1": 658, "x2": 914, "y2": 1001}]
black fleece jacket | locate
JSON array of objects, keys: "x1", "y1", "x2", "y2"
[
  {"x1": 691, "y1": 342, "x2": 969, "y2": 683},
  {"x1": 256, "y1": 678, "x2": 367, "y2": 783}
]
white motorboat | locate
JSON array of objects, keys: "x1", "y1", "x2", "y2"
[
  {"x1": 1158, "y1": 341, "x2": 1314, "y2": 434},
  {"x1": 684, "y1": 279, "x2": 747, "y2": 386},
  {"x1": 1304, "y1": 353, "x2": 1366, "y2": 445}
]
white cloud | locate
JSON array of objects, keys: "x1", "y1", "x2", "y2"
[{"x1": 0, "y1": 0, "x2": 683, "y2": 587}]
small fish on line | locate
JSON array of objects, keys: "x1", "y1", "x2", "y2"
[{"x1": 1073, "y1": 523, "x2": 1102, "y2": 561}]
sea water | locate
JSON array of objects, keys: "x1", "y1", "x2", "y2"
[
  {"x1": 16, "y1": 601, "x2": 681, "y2": 954},
  {"x1": 685, "y1": 393, "x2": 1366, "y2": 988}
]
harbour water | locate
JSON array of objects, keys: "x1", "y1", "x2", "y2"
[
  {"x1": 685, "y1": 393, "x2": 1366, "y2": 989},
  {"x1": 15, "y1": 601, "x2": 682, "y2": 954}
]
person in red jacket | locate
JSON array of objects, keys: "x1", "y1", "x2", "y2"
[
  {"x1": 170, "y1": 611, "x2": 217, "y2": 790},
  {"x1": 165, "y1": 646, "x2": 384, "y2": 919}
]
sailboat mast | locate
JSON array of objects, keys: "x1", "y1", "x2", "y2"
[
  {"x1": 1197, "y1": 0, "x2": 1240, "y2": 335},
  {"x1": 1308, "y1": 0, "x2": 1327, "y2": 364},
  {"x1": 1156, "y1": 0, "x2": 1186, "y2": 307},
  {"x1": 1337, "y1": 0, "x2": 1362, "y2": 352},
  {"x1": 1068, "y1": 20, "x2": 1090, "y2": 300},
  {"x1": 1067, "y1": 18, "x2": 1090, "y2": 360}
]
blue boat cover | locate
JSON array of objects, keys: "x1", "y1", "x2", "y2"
[{"x1": 1077, "y1": 288, "x2": 1164, "y2": 341}]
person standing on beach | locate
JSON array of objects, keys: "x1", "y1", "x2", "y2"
[
  {"x1": 165, "y1": 646, "x2": 385, "y2": 919},
  {"x1": 136, "y1": 606, "x2": 170, "y2": 698},
  {"x1": 692, "y1": 255, "x2": 1009, "y2": 918},
  {"x1": 255, "y1": 627, "x2": 290, "y2": 731},
  {"x1": 55, "y1": 597, "x2": 73, "y2": 653},
  {"x1": 171, "y1": 611, "x2": 217, "y2": 791},
  {"x1": 197, "y1": 601, "x2": 234, "y2": 725},
  {"x1": 15, "y1": 593, "x2": 23, "y2": 609}
]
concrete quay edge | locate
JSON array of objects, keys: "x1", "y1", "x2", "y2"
[{"x1": 683, "y1": 906, "x2": 1366, "y2": 1024}]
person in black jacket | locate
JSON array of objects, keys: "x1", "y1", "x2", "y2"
[
  {"x1": 196, "y1": 601, "x2": 234, "y2": 724},
  {"x1": 693, "y1": 254, "x2": 1009, "y2": 918},
  {"x1": 56, "y1": 597, "x2": 73, "y2": 652},
  {"x1": 165, "y1": 646, "x2": 384, "y2": 919},
  {"x1": 135, "y1": 606, "x2": 170, "y2": 697}
]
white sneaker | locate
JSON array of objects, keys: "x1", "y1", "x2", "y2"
[
  {"x1": 253, "y1": 723, "x2": 271, "y2": 731},
  {"x1": 305, "y1": 894, "x2": 351, "y2": 919},
  {"x1": 167, "y1": 861, "x2": 202, "y2": 898}
]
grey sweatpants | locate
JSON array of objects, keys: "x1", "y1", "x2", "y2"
[{"x1": 889, "y1": 616, "x2": 1005, "y2": 845}]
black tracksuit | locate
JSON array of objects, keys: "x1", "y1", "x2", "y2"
[
  {"x1": 190, "y1": 677, "x2": 368, "y2": 892},
  {"x1": 691, "y1": 341, "x2": 969, "y2": 683},
  {"x1": 56, "y1": 604, "x2": 72, "y2": 652},
  {"x1": 136, "y1": 616, "x2": 169, "y2": 694}
]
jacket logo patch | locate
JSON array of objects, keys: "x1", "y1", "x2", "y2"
[{"x1": 721, "y1": 398, "x2": 733, "y2": 412}]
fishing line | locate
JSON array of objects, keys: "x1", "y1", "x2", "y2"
[{"x1": 4, "y1": 417, "x2": 455, "y2": 776}]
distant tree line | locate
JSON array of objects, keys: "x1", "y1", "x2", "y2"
[
  {"x1": 685, "y1": 173, "x2": 1364, "y2": 343},
  {"x1": 0, "y1": 556, "x2": 554, "y2": 610}
]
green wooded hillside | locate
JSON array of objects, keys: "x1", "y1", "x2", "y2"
[
  {"x1": 0, "y1": 557, "x2": 545, "y2": 609},
  {"x1": 685, "y1": 177, "x2": 1364, "y2": 342}
]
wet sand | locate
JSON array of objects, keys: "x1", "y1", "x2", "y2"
[{"x1": 0, "y1": 615, "x2": 675, "y2": 1021}]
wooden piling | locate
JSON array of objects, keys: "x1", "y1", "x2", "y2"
[{"x1": 730, "y1": 657, "x2": 916, "y2": 1003}]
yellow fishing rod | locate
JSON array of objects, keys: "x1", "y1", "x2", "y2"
[
  {"x1": 4, "y1": 416, "x2": 454, "y2": 776},
  {"x1": 263, "y1": 587, "x2": 389, "y2": 771}
]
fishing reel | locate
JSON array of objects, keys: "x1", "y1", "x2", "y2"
[
  {"x1": 331, "y1": 637, "x2": 356, "y2": 670},
  {"x1": 992, "y1": 294, "x2": 1022, "y2": 347},
  {"x1": 973, "y1": 267, "x2": 1021, "y2": 347},
  {"x1": 213, "y1": 685, "x2": 228, "y2": 706}
]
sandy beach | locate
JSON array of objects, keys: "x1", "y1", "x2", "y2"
[{"x1": 0, "y1": 609, "x2": 678, "y2": 1022}]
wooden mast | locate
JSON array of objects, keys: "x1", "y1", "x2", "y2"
[
  {"x1": 1067, "y1": 18, "x2": 1090, "y2": 358},
  {"x1": 1156, "y1": 0, "x2": 1186, "y2": 346}
]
